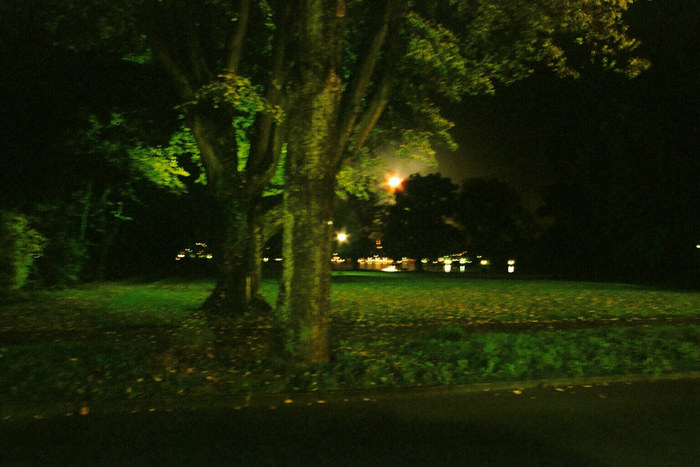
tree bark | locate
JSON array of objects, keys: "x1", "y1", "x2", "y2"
[
  {"x1": 274, "y1": 1, "x2": 344, "y2": 364},
  {"x1": 276, "y1": 177, "x2": 335, "y2": 365},
  {"x1": 186, "y1": 107, "x2": 250, "y2": 315}
]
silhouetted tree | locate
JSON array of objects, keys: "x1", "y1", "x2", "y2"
[
  {"x1": 383, "y1": 174, "x2": 462, "y2": 261},
  {"x1": 455, "y1": 178, "x2": 535, "y2": 262}
]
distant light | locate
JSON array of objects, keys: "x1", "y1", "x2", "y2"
[
  {"x1": 480, "y1": 259, "x2": 489, "y2": 266},
  {"x1": 696, "y1": 244, "x2": 700, "y2": 249},
  {"x1": 336, "y1": 232, "x2": 348, "y2": 243},
  {"x1": 508, "y1": 265, "x2": 515, "y2": 273},
  {"x1": 459, "y1": 265, "x2": 466, "y2": 273},
  {"x1": 381, "y1": 265, "x2": 399, "y2": 272},
  {"x1": 444, "y1": 264, "x2": 452, "y2": 273},
  {"x1": 263, "y1": 257, "x2": 269, "y2": 262},
  {"x1": 507, "y1": 259, "x2": 516, "y2": 265},
  {"x1": 385, "y1": 173, "x2": 404, "y2": 191}
]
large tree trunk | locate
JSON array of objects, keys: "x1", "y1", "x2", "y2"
[
  {"x1": 202, "y1": 188, "x2": 249, "y2": 314},
  {"x1": 246, "y1": 196, "x2": 284, "y2": 312},
  {"x1": 276, "y1": 176, "x2": 335, "y2": 365},
  {"x1": 274, "y1": 4, "x2": 344, "y2": 364},
  {"x1": 186, "y1": 107, "x2": 250, "y2": 315}
]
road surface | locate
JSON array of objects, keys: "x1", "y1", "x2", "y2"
[{"x1": 2, "y1": 378, "x2": 698, "y2": 465}]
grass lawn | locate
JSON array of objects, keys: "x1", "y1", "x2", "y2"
[{"x1": 1, "y1": 273, "x2": 699, "y2": 412}]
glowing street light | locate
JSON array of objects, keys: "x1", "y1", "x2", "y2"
[
  {"x1": 336, "y1": 231, "x2": 348, "y2": 243},
  {"x1": 388, "y1": 176, "x2": 403, "y2": 189},
  {"x1": 384, "y1": 173, "x2": 404, "y2": 192}
]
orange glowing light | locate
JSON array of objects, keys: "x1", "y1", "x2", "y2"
[{"x1": 385, "y1": 173, "x2": 404, "y2": 191}]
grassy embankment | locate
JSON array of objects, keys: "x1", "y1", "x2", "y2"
[{"x1": 1, "y1": 273, "x2": 698, "y2": 408}]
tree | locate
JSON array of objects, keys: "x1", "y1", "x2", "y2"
[
  {"x1": 33, "y1": 0, "x2": 649, "y2": 366},
  {"x1": 382, "y1": 173, "x2": 462, "y2": 261},
  {"x1": 455, "y1": 178, "x2": 535, "y2": 262}
]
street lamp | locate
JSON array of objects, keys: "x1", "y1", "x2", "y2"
[
  {"x1": 336, "y1": 231, "x2": 348, "y2": 243},
  {"x1": 384, "y1": 173, "x2": 404, "y2": 192},
  {"x1": 388, "y1": 176, "x2": 403, "y2": 189}
]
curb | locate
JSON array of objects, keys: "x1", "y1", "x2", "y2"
[{"x1": 3, "y1": 371, "x2": 699, "y2": 422}]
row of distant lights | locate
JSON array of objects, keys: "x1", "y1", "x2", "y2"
[
  {"x1": 177, "y1": 240, "x2": 700, "y2": 264},
  {"x1": 175, "y1": 242, "x2": 213, "y2": 261},
  {"x1": 354, "y1": 255, "x2": 516, "y2": 273}
]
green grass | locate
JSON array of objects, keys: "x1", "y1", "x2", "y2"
[
  {"x1": 329, "y1": 273, "x2": 700, "y2": 324},
  {"x1": 1, "y1": 274, "x2": 698, "y2": 411}
]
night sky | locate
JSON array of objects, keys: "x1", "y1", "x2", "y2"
[{"x1": 436, "y1": 0, "x2": 699, "y2": 208}]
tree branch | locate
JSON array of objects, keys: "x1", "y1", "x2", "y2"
[
  {"x1": 247, "y1": 2, "x2": 293, "y2": 198},
  {"x1": 144, "y1": 22, "x2": 194, "y2": 100},
  {"x1": 333, "y1": 0, "x2": 399, "y2": 163},
  {"x1": 182, "y1": 3, "x2": 213, "y2": 85},
  {"x1": 226, "y1": 0, "x2": 251, "y2": 73},
  {"x1": 349, "y1": 75, "x2": 393, "y2": 158}
]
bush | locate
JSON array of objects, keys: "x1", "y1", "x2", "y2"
[
  {"x1": 0, "y1": 211, "x2": 47, "y2": 293},
  {"x1": 35, "y1": 231, "x2": 89, "y2": 287}
]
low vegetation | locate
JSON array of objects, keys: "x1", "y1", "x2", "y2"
[{"x1": 1, "y1": 274, "x2": 698, "y2": 411}]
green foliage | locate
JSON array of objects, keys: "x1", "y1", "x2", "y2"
[
  {"x1": 403, "y1": 11, "x2": 475, "y2": 99},
  {"x1": 332, "y1": 325, "x2": 700, "y2": 387},
  {"x1": 81, "y1": 112, "x2": 201, "y2": 194},
  {"x1": 0, "y1": 211, "x2": 47, "y2": 292},
  {"x1": 31, "y1": 200, "x2": 91, "y2": 287},
  {"x1": 190, "y1": 73, "x2": 285, "y2": 122},
  {"x1": 335, "y1": 150, "x2": 382, "y2": 200},
  {"x1": 127, "y1": 124, "x2": 198, "y2": 194}
]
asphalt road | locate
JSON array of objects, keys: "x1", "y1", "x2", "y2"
[{"x1": 2, "y1": 378, "x2": 698, "y2": 466}]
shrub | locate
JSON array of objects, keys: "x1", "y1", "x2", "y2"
[{"x1": 0, "y1": 211, "x2": 47, "y2": 293}]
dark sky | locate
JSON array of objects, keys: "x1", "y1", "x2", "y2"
[{"x1": 435, "y1": 0, "x2": 699, "y2": 208}]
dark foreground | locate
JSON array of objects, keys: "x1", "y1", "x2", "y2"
[{"x1": 2, "y1": 378, "x2": 698, "y2": 466}]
